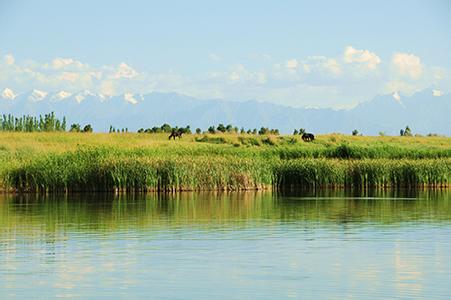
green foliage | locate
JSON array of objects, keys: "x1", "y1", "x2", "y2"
[
  {"x1": 5, "y1": 147, "x2": 450, "y2": 192},
  {"x1": 69, "y1": 123, "x2": 81, "y2": 132},
  {"x1": 83, "y1": 124, "x2": 93, "y2": 133},
  {"x1": 0, "y1": 112, "x2": 66, "y2": 132},
  {"x1": 208, "y1": 126, "x2": 216, "y2": 134},
  {"x1": 400, "y1": 126, "x2": 413, "y2": 136},
  {"x1": 0, "y1": 131, "x2": 450, "y2": 192}
]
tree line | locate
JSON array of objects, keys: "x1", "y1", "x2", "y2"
[
  {"x1": 136, "y1": 123, "x2": 280, "y2": 135},
  {"x1": 0, "y1": 113, "x2": 92, "y2": 133}
]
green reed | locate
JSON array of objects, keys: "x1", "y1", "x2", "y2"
[{"x1": 4, "y1": 147, "x2": 450, "y2": 192}]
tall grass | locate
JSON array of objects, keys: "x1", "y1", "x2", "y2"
[
  {"x1": 4, "y1": 148, "x2": 450, "y2": 192},
  {"x1": 0, "y1": 132, "x2": 450, "y2": 192}
]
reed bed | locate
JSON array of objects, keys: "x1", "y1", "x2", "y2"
[
  {"x1": 1, "y1": 132, "x2": 450, "y2": 192},
  {"x1": 4, "y1": 147, "x2": 450, "y2": 192}
]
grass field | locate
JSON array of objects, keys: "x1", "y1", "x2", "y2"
[{"x1": 0, "y1": 132, "x2": 450, "y2": 192}]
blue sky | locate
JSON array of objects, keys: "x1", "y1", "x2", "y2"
[{"x1": 1, "y1": 0, "x2": 450, "y2": 108}]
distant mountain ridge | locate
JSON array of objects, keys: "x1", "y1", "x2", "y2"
[{"x1": 1, "y1": 88, "x2": 450, "y2": 135}]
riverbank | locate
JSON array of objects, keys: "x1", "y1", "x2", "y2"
[{"x1": 0, "y1": 132, "x2": 450, "y2": 192}]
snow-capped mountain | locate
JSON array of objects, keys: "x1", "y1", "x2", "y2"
[{"x1": 0, "y1": 88, "x2": 450, "y2": 135}]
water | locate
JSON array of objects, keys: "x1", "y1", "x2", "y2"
[{"x1": 1, "y1": 190, "x2": 450, "y2": 299}]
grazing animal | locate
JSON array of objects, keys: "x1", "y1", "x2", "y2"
[
  {"x1": 168, "y1": 129, "x2": 183, "y2": 140},
  {"x1": 302, "y1": 133, "x2": 315, "y2": 142}
]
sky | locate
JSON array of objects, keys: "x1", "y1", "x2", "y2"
[{"x1": 0, "y1": 0, "x2": 450, "y2": 108}]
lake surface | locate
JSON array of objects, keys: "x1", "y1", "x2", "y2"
[{"x1": 1, "y1": 190, "x2": 450, "y2": 299}]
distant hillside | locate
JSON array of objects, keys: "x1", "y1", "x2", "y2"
[{"x1": 1, "y1": 88, "x2": 449, "y2": 135}]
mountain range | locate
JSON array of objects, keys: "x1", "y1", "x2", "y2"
[{"x1": 1, "y1": 88, "x2": 450, "y2": 135}]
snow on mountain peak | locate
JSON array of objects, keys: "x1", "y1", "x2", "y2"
[
  {"x1": 28, "y1": 89, "x2": 48, "y2": 101},
  {"x1": 124, "y1": 92, "x2": 139, "y2": 104},
  {"x1": 74, "y1": 90, "x2": 96, "y2": 103},
  {"x1": 433, "y1": 89, "x2": 443, "y2": 97},
  {"x1": 1, "y1": 88, "x2": 17, "y2": 100},
  {"x1": 392, "y1": 91, "x2": 401, "y2": 102},
  {"x1": 52, "y1": 90, "x2": 72, "y2": 101}
]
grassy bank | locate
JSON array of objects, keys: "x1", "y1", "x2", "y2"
[{"x1": 0, "y1": 132, "x2": 450, "y2": 192}]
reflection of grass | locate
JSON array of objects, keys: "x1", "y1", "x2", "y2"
[
  {"x1": 0, "y1": 132, "x2": 450, "y2": 191},
  {"x1": 0, "y1": 191, "x2": 450, "y2": 236}
]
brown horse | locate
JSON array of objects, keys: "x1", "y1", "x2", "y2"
[
  {"x1": 168, "y1": 129, "x2": 183, "y2": 140},
  {"x1": 302, "y1": 133, "x2": 315, "y2": 142}
]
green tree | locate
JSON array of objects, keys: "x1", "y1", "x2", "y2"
[
  {"x1": 160, "y1": 123, "x2": 172, "y2": 132},
  {"x1": 70, "y1": 123, "x2": 81, "y2": 132},
  {"x1": 195, "y1": 128, "x2": 202, "y2": 134},
  {"x1": 208, "y1": 126, "x2": 216, "y2": 134},
  {"x1": 404, "y1": 126, "x2": 412, "y2": 136},
  {"x1": 258, "y1": 127, "x2": 269, "y2": 135},
  {"x1": 217, "y1": 123, "x2": 226, "y2": 133},
  {"x1": 83, "y1": 124, "x2": 93, "y2": 133},
  {"x1": 352, "y1": 129, "x2": 359, "y2": 136}
]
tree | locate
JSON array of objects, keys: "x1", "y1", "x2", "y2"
[
  {"x1": 208, "y1": 126, "x2": 216, "y2": 134},
  {"x1": 160, "y1": 123, "x2": 172, "y2": 132},
  {"x1": 271, "y1": 129, "x2": 280, "y2": 135},
  {"x1": 180, "y1": 125, "x2": 191, "y2": 134},
  {"x1": 298, "y1": 128, "x2": 306, "y2": 135},
  {"x1": 217, "y1": 123, "x2": 226, "y2": 133},
  {"x1": 70, "y1": 123, "x2": 81, "y2": 132},
  {"x1": 240, "y1": 127, "x2": 245, "y2": 134},
  {"x1": 61, "y1": 117, "x2": 67, "y2": 131},
  {"x1": 258, "y1": 127, "x2": 269, "y2": 135},
  {"x1": 83, "y1": 124, "x2": 93, "y2": 133},
  {"x1": 400, "y1": 126, "x2": 412, "y2": 136},
  {"x1": 352, "y1": 129, "x2": 359, "y2": 136},
  {"x1": 195, "y1": 128, "x2": 202, "y2": 134},
  {"x1": 404, "y1": 126, "x2": 412, "y2": 136},
  {"x1": 226, "y1": 124, "x2": 233, "y2": 132},
  {"x1": 252, "y1": 129, "x2": 257, "y2": 135},
  {"x1": 293, "y1": 129, "x2": 299, "y2": 135}
]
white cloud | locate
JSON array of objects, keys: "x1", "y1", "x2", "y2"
[
  {"x1": 1, "y1": 88, "x2": 17, "y2": 100},
  {"x1": 285, "y1": 59, "x2": 299, "y2": 70},
  {"x1": 51, "y1": 57, "x2": 85, "y2": 69},
  {"x1": 4, "y1": 54, "x2": 15, "y2": 65},
  {"x1": 344, "y1": 46, "x2": 381, "y2": 69},
  {"x1": 229, "y1": 71, "x2": 240, "y2": 81},
  {"x1": 305, "y1": 56, "x2": 341, "y2": 75},
  {"x1": 324, "y1": 58, "x2": 341, "y2": 75},
  {"x1": 208, "y1": 53, "x2": 222, "y2": 61},
  {"x1": 392, "y1": 52, "x2": 423, "y2": 79},
  {"x1": 59, "y1": 72, "x2": 79, "y2": 82},
  {"x1": 432, "y1": 89, "x2": 443, "y2": 97},
  {"x1": 100, "y1": 80, "x2": 115, "y2": 96},
  {"x1": 114, "y1": 63, "x2": 138, "y2": 79},
  {"x1": 0, "y1": 50, "x2": 449, "y2": 109}
]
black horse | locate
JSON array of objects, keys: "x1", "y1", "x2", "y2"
[
  {"x1": 168, "y1": 129, "x2": 183, "y2": 140},
  {"x1": 302, "y1": 132, "x2": 315, "y2": 142}
]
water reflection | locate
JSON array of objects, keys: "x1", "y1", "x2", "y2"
[{"x1": 0, "y1": 190, "x2": 450, "y2": 299}]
